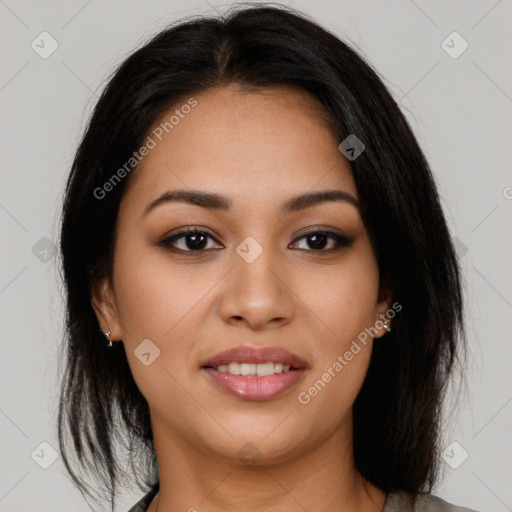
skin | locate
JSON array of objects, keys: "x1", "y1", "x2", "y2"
[{"x1": 92, "y1": 83, "x2": 391, "y2": 511}]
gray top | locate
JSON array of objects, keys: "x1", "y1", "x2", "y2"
[
  {"x1": 127, "y1": 484, "x2": 480, "y2": 512},
  {"x1": 382, "y1": 491, "x2": 479, "y2": 511}
]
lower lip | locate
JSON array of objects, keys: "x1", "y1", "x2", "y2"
[{"x1": 202, "y1": 368, "x2": 306, "y2": 401}]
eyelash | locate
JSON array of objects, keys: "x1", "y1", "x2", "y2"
[{"x1": 158, "y1": 227, "x2": 354, "y2": 255}]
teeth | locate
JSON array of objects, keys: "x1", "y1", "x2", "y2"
[
  {"x1": 228, "y1": 362, "x2": 240, "y2": 375},
  {"x1": 240, "y1": 363, "x2": 256, "y2": 376},
  {"x1": 256, "y1": 362, "x2": 274, "y2": 376},
  {"x1": 214, "y1": 362, "x2": 294, "y2": 376}
]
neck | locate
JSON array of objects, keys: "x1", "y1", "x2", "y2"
[{"x1": 148, "y1": 415, "x2": 386, "y2": 512}]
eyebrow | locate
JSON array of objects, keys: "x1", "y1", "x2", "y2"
[{"x1": 143, "y1": 188, "x2": 359, "y2": 217}]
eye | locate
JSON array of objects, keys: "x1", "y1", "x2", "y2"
[
  {"x1": 290, "y1": 230, "x2": 353, "y2": 252},
  {"x1": 158, "y1": 228, "x2": 223, "y2": 253},
  {"x1": 158, "y1": 227, "x2": 353, "y2": 255}
]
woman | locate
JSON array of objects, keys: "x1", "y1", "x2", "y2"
[{"x1": 58, "y1": 4, "x2": 477, "y2": 511}]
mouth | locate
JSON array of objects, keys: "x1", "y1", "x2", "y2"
[
  {"x1": 207, "y1": 362, "x2": 296, "y2": 376},
  {"x1": 201, "y1": 346, "x2": 308, "y2": 401}
]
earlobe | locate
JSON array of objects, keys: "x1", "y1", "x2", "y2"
[
  {"x1": 374, "y1": 310, "x2": 392, "y2": 339},
  {"x1": 90, "y1": 279, "x2": 122, "y2": 341},
  {"x1": 374, "y1": 283, "x2": 393, "y2": 339}
]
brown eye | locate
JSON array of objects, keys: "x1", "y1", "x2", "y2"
[
  {"x1": 290, "y1": 231, "x2": 353, "y2": 252},
  {"x1": 159, "y1": 228, "x2": 223, "y2": 253}
]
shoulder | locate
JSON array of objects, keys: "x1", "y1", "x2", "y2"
[
  {"x1": 126, "y1": 483, "x2": 159, "y2": 512},
  {"x1": 415, "y1": 492, "x2": 481, "y2": 512},
  {"x1": 127, "y1": 486, "x2": 482, "y2": 512},
  {"x1": 383, "y1": 490, "x2": 481, "y2": 512}
]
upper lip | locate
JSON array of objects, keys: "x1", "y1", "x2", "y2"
[{"x1": 202, "y1": 346, "x2": 308, "y2": 369}]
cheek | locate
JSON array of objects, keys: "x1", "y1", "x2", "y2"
[
  {"x1": 296, "y1": 346, "x2": 372, "y2": 443},
  {"x1": 299, "y1": 255, "x2": 380, "y2": 348},
  {"x1": 111, "y1": 246, "x2": 213, "y2": 410},
  {"x1": 112, "y1": 239, "x2": 214, "y2": 340},
  {"x1": 111, "y1": 243, "x2": 225, "y2": 392},
  {"x1": 291, "y1": 247, "x2": 379, "y2": 414},
  {"x1": 294, "y1": 272, "x2": 377, "y2": 431}
]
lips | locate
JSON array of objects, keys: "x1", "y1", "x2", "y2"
[
  {"x1": 202, "y1": 346, "x2": 308, "y2": 369},
  {"x1": 201, "y1": 346, "x2": 308, "y2": 401}
]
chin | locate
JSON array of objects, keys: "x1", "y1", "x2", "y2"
[{"x1": 198, "y1": 414, "x2": 316, "y2": 465}]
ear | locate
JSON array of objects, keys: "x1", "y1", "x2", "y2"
[
  {"x1": 90, "y1": 278, "x2": 123, "y2": 341},
  {"x1": 374, "y1": 279, "x2": 393, "y2": 339}
]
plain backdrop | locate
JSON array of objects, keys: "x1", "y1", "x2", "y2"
[{"x1": 1, "y1": 1, "x2": 511, "y2": 511}]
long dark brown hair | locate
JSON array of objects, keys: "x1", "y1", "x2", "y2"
[{"x1": 58, "y1": 4, "x2": 465, "y2": 511}]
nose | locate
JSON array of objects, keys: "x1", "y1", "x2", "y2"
[{"x1": 218, "y1": 245, "x2": 295, "y2": 330}]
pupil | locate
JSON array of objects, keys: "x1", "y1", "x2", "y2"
[
  {"x1": 308, "y1": 234, "x2": 327, "y2": 249},
  {"x1": 187, "y1": 233, "x2": 207, "y2": 250}
]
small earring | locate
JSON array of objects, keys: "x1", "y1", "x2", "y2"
[
  {"x1": 100, "y1": 328, "x2": 113, "y2": 347},
  {"x1": 383, "y1": 319, "x2": 391, "y2": 332}
]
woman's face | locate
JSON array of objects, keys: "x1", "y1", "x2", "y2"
[{"x1": 93, "y1": 84, "x2": 390, "y2": 464}]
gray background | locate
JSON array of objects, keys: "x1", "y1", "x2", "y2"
[{"x1": 1, "y1": 0, "x2": 511, "y2": 510}]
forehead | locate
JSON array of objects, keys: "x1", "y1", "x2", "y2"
[{"x1": 121, "y1": 84, "x2": 357, "y2": 213}]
